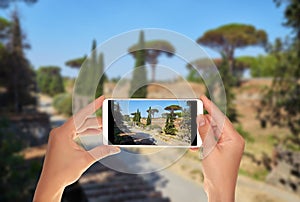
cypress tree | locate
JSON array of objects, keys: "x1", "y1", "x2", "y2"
[
  {"x1": 129, "y1": 30, "x2": 147, "y2": 98},
  {"x1": 95, "y1": 52, "x2": 107, "y2": 98},
  {"x1": 217, "y1": 55, "x2": 238, "y2": 122},
  {"x1": 146, "y1": 106, "x2": 152, "y2": 125},
  {"x1": 7, "y1": 10, "x2": 36, "y2": 112}
]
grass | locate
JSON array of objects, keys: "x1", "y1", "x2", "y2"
[
  {"x1": 239, "y1": 167, "x2": 269, "y2": 181},
  {"x1": 189, "y1": 169, "x2": 204, "y2": 181},
  {"x1": 235, "y1": 124, "x2": 254, "y2": 143}
]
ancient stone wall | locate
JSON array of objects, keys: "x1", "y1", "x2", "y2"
[
  {"x1": 266, "y1": 147, "x2": 300, "y2": 194},
  {"x1": 8, "y1": 113, "x2": 51, "y2": 146}
]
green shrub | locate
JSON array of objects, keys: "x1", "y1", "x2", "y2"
[
  {"x1": 53, "y1": 93, "x2": 72, "y2": 116},
  {"x1": 37, "y1": 66, "x2": 65, "y2": 96},
  {"x1": 0, "y1": 117, "x2": 39, "y2": 201},
  {"x1": 235, "y1": 124, "x2": 254, "y2": 143}
]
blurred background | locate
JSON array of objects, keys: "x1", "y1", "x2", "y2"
[{"x1": 0, "y1": 0, "x2": 299, "y2": 201}]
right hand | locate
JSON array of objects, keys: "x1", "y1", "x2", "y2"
[{"x1": 197, "y1": 95, "x2": 245, "y2": 202}]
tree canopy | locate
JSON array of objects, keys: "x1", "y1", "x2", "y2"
[
  {"x1": 0, "y1": 0, "x2": 37, "y2": 9},
  {"x1": 197, "y1": 23, "x2": 267, "y2": 56},
  {"x1": 129, "y1": 39, "x2": 175, "y2": 81},
  {"x1": 36, "y1": 66, "x2": 65, "y2": 96},
  {"x1": 164, "y1": 105, "x2": 182, "y2": 114},
  {"x1": 65, "y1": 55, "x2": 87, "y2": 68},
  {"x1": 236, "y1": 55, "x2": 278, "y2": 77},
  {"x1": 197, "y1": 23, "x2": 267, "y2": 78},
  {"x1": 129, "y1": 40, "x2": 175, "y2": 56},
  {"x1": 147, "y1": 108, "x2": 159, "y2": 118},
  {"x1": 274, "y1": 0, "x2": 300, "y2": 40}
]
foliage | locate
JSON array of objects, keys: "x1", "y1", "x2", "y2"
[
  {"x1": 0, "y1": 11, "x2": 36, "y2": 112},
  {"x1": 0, "y1": 16, "x2": 10, "y2": 37},
  {"x1": 186, "y1": 68, "x2": 203, "y2": 83},
  {"x1": 147, "y1": 107, "x2": 159, "y2": 118},
  {"x1": 235, "y1": 124, "x2": 254, "y2": 143},
  {"x1": 214, "y1": 56, "x2": 238, "y2": 122},
  {"x1": 274, "y1": 0, "x2": 300, "y2": 40},
  {"x1": 197, "y1": 23, "x2": 267, "y2": 57},
  {"x1": 53, "y1": 93, "x2": 72, "y2": 116},
  {"x1": 146, "y1": 107, "x2": 152, "y2": 125},
  {"x1": 186, "y1": 58, "x2": 215, "y2": 84},
  {"x1": 164, "y1": 105, "x2": 182, "y2": 112},
  {"x1": 259, "y1": 39, "x2": 300, "y2": 148},
  {"x1": 197, "y1": 23, "x2": 267, "y2": 82},
  {"x1": 164, "y1": 105, "x2": 182, "y2": 135},
  {"x1": 65, "y1": 55, "x2": 87, "y2": 68},
  {"x1": 259, "y1": 0, "x2": 300, "y2": 149},
  {"x1": 164, "y1": 114, "x2": 177, "y2": 135},
  {"x1": 0, "y1": 0, "x2": 37, "y2": 9},
  {"x1": 187, "y1": 56, "x2": 237, "y2": 121},
  {"x1": 129, "y1": 31, "x2": 148, "y2": 98},
  {"x1": 36, "y1": 66, "x2": 65, "y2": 96},
  {"x1": 129, "y1": 39, "x2": 175, "y2": 81},
  {"x1": 68, "y1": 40, "x2": 107, "y2": 102},
  {"x1": 123, "y1": 114, "x2": 130, "y2": 122},
  {"x1": 0, "y1": 117, "x2": 36, "y2": 201},
  {"x1": 110, "y1": 76, "x2": 121, "y2": 83},
  {"x1": 239, "y1": 167, "x2": 269, "y2": 181},
  {"x1": 112, "y1": 102, "x2": 135, "y2": 144},
  {"x1": 236, "y1": 55, "x2": 278, "y2": 77},
  {"x1": 132, "y1": 109, "x2": 141, "y2": 123},
  {"x1": 95, "y1": 53, "x2": 108, "y2": 98}
]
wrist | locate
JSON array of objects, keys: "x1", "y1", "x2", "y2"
[
  {"x1": 204, "y1": 179, "x2": 235, "y2": 202},
  {"x1": 33, "y1": 175, "x2": 66, "y2": 202}
]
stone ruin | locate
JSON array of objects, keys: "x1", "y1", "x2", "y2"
[{"x1": 266, "y1": 146, "x2": 300, "y2": 194}]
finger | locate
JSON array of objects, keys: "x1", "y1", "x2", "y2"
[
  {"x1": 190, "y1": 148, "x2": 199, "y2": 152},
  {"x1": 200, "y1": 95, "x2": 228, "y2": 133},
  {"x1": 200, "y1": 95, "x2": 225, "y2": 119},
  {"x1": 197, "y1": 114, "x2": 223, "y2": 158},
  {"x1": 74, "y1": 96, "x2": 105, "y2": 124},
  {"x1": 76, "y1": 128, "x2": 102, "y2": 136},
  {"x1": 77, "y1": 117, "x2": 102, "y2": 133},
  {"x1": 87, "y1": 145, "x2": 120, "y2": 163}
]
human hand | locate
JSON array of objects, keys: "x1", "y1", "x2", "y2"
[
  {"x1": 33, "y1": 96, "x2": 120, "y2": 202},
  {"x1": 198, "y1": 95, "x2": 245, "y2": 202}
]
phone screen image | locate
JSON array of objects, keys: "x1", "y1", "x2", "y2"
[{"x1": 106, "y1": 99, "x2": 198, "y2": 147}]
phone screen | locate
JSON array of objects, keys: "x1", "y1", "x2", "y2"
[{"x1": 106, "y1": 99, "x2": 198, "y2": 147}]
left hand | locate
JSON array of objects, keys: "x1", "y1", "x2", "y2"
[{"x1": 33, "y1": 96, "x2": 120, "y2": 202}]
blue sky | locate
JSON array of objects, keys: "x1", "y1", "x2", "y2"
[
  {"x1": 117, "y1": 100, "x2": 190, "y2": 118},
  {"x1": 0, "y1": 0, "x2": 290, "y2": 78}
]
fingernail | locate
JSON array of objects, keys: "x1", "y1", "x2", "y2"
[
  {"x1": 197, "y1": 115, "x2": 205, "y2": 127},
  {"x1": 109, "y1": 147, "x2": 121, "y2": 155}
]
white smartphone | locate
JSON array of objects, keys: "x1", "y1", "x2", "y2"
[{"x1": 102, "y1": 98, "x2": 203, "y2": 148}]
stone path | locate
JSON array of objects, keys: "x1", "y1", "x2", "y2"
[
  {"x1": 37, "y1": 94, "x2": 67, "y2": 128},
  {"x1": 80, "y1": 163, "x2": 171, "y2": 202}
]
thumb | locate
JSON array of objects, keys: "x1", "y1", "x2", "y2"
[
  {"x1": 88, "y1": 145, "x2": 120, "y2": 162},
  {"x1": 197, "y1": 114, "x2": 211, "y2": 141}
]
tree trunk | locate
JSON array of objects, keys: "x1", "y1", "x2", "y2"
[
  {"x1": 12, "y1": 59, "x2": 20, "y2": 113},
  {"x1": 151, "y1": 64, "x2": 156, "y2": 82},
  {"x1": 228, "y1": 49, "x2": 234, "y2": 76}
]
